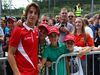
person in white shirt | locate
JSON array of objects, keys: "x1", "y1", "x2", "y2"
[
  {"x1": 83, "y1": 18, "x2": 94, "y2": 38},
  {"x1": 64, "y1": 34, "x2": 92, "y2": 75}
]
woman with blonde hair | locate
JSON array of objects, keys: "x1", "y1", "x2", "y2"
[{"x1": 74, "y1": 17, "x2": 94, "y2": 75}]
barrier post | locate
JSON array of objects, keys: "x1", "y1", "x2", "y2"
[
  {"x1": 46, "y1": 66, "x2": 49, "y2": 75},
  {"x1": 55, "y1": 51, "x2": 100, "y2": 75},
  {"x1": 0, "y1": 57, "x2": 7, "y2": 75}
]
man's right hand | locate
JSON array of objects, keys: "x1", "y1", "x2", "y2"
[
  {"x1": 60, "y1": 27, "x2": 69, "y2": 33},
  {"x1": 14, "y1": 20, "x2": 22, "y2": 27}
]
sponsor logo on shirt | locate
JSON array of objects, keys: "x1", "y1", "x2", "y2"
[{"x1": 24, "y1": 37, "x2": 32, "y2": 40}]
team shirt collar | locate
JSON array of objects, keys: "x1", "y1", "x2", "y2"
[{"x1": 23, "y1": 22, "x2": 34, "y2": 31}]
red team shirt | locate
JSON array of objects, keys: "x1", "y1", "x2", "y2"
[
  {"x1": 9, "y1": 24, "x2": 39, "y2": 75},
  {"x1": 74, "y1": 33, "x2": 94, "y2": 60}
]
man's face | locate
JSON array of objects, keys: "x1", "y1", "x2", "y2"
[
  {"x1": 41, "y1": 16, "x2": 49, "y2": 24},
  {"x1": 27, "y1": 6, "x2": 39, "y2": 26},
  {"x1": 60, "y1": 10, "x2": 68, "y2": 22},
  {"x1": 68, "y1": 14, "x2": 75, "y2": 23}
]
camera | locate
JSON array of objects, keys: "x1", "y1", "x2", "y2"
[
  {"x1": 61, "y1": 22, "x2": 65, "y2": 27},
  {"x1": 61, "y1": 24, "x2": 64, "y2": 27}
]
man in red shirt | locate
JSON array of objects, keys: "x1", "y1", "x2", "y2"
[{"x1": 8, "y1": 2, "x2": 40, "y2": 75}]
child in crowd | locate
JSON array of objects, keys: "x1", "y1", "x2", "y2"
[
  {"x1": 38, "y1": 23, "x2": 49, "y2": 75},
  {"x1": 38, "y1": 26, "x2": 69, "y2": 75},
  {"x1": 64, "y1": 34, "x2": 93, "y2": 75}
]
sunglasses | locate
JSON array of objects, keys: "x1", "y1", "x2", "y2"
[{"x1": 68, "y1": 16, "x2": 74, "y2": 18}]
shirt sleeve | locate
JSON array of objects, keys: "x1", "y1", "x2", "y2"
[
  {"x1": 9, "y1": 27, "x2": 22, "y2": 48},
  {"x1": 74, "y1": 46, "x2": 82, "y2": 52},
  {"x1": 87, "y1": 33, "x2": 94, "y2": 46},
  {"x1": 85, "y1": 27, "x2": 94, "y2": 38}
]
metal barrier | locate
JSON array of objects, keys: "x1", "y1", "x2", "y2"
[
  {"x1": 0, "y1": 57, "x2": 7, "y2": 61},
  {"x1": 1, "y1": 51, "x2": 100, "y2": 75},
  {"x1": 55, "y1": 51, "x2": 100, "y2": 75},
  {"x1": 0, "y1": 57, "x2": 7, "y2": 75}
]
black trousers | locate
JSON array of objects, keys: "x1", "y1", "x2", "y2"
[{"x1": 87, "y1": 54, "x2": 100, "y2": 75}]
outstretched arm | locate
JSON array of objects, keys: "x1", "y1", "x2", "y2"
[{"x1": 77, "y1": 47, "x2": 93, "y2": 57}]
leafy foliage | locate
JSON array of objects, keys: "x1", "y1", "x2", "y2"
[{"x1": 2, "y1": 0, "x2": 100, "y2": 17}]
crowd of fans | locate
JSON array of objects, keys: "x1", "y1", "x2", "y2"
[{"x1": 0, "y1": 2, "x2": 100, "y2": 75}]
